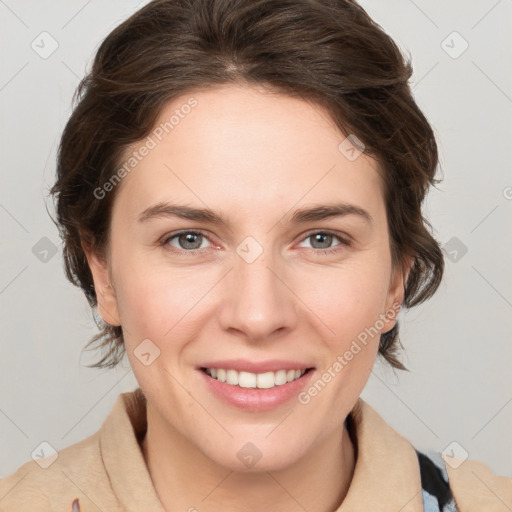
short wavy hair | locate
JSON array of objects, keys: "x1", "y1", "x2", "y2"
[{"x1": 49, "y1": 0, "x2": 444, "y2": 370}]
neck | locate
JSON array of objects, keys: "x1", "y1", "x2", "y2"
[{"x1": 141, "y1": 404, "x2": 356, "y2": 512}]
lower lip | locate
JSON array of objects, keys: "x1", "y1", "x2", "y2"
[{"x1": 199, "y1": 369, "x2": 315, "y2": 412}]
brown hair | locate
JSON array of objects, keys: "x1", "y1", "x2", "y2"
[{"x1": 49, "y1": 0, "x2": 444, "y2": 370}]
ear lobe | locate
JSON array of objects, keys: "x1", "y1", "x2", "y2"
[
  {"x1": 382, "y1": 256, "x2": 414, "y2": 332},
  {"x1": 81, "y1": 239, "x2": 121, "y2": 327}
]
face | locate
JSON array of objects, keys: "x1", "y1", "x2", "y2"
[{"x1": 84, "y1": 84, "x2": 408, "y2": 472}]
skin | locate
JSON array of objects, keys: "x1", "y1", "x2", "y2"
[{"x1": 83, "y1": 84, "x2": 412, "y2": 512}]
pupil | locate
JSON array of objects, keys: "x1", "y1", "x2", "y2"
[
  {"x1": 313, "y1": 233, "x2": 331, "y2": 249},
  {"x1": 181, "y1": 233, "x2": 201, "y2": 249}
]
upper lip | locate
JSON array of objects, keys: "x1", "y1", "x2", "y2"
[{"x1": 199, "y1": 359, "x2": 314, "y2": 373}]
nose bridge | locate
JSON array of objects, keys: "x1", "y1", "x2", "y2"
[{"x1": 218, "y1": 242, "x2": 297, "y2": 340}]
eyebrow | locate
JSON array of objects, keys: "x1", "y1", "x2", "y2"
[{"x1": 136, "y1": 201, "x2": 373, "y2": 227}]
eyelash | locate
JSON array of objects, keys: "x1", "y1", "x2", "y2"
[{"x1": 160, "y1": 229, "x2": 352, "y2": 256}]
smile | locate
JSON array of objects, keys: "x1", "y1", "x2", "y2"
[{"x1": 202, "y1": 367, "x2": 310, "y2": 389}]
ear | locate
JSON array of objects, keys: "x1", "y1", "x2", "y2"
[
  {"x1": 81, "y1": 237, "x2": 121, "y2": 327},
  {"x1": 381, "y1": 255, "x2": 414, "y2": 333}
]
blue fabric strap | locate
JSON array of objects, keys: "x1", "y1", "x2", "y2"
[{"x1": 416, "y1": 449, "x2": 460, "y2": 511}]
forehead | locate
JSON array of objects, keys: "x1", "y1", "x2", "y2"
[{"x1": 112, "y1": 84, "x2": 384, "y2": 226}]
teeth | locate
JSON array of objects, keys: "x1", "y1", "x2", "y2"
[
  {"x1": 226, "y1": 369, "x2": 239, "y2": 385},
  {"x1": 240, "y1": 371, "x2": 257, "y2": 388},
  {"x1": 275, "y1": 369, "x2": 287, "y2": 385},
  {"x1": 204, "y1": 367, "x2": 307, "y2": 388},
  {"x1": 256, "y1": 372, "x2": 273, "y2": 389}
]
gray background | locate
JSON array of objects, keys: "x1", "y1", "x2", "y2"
[{"x1": 1, "y1": 0, "x2": 511, "y2": 479}]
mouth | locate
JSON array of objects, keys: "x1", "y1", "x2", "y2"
[
  {"x1": 200, "y1": 367, "x2": 314, "y2": 389},
  {"x1": 198, "y1": 363, "x2": 316, "y2": 412}
]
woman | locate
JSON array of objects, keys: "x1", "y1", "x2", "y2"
[{"x1": 1, "y1": 0, "x2": 510, "y2": 511}]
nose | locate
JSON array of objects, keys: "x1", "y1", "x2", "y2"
[{"x1": 217, "y1": 247, "x2": 298, "y2": 343}]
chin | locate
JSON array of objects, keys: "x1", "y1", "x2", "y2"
[{"x1": 197, "y1": 432, "x2": 309, "y2": 474}]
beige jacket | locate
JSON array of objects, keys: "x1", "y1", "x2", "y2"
[{"x1": 1, "y1": 388, "x2": 511, "y2": 511}]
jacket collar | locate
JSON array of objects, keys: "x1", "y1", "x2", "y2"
[
  {"x1": 336, "y1": 398, "x2": 423, "y2": 511},
  {"x1": 100, "y1": 387, "x2": 165, "y2": 511}
]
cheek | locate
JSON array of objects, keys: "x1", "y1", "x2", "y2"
[
  {"x1": 115, "y1": 266, "x2": 204, "y2": 393},
  {"x1": 113, "y1": 258, "x2": 213, "y2": 347},
  {"x1": 298, "y1": 259, "x2": 392, "y2": 342}
]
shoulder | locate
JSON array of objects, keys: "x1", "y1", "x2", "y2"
[
  {"x1": 0, "y1": 430, "x2": 118, "y2": 512},
  {"x1": 415, "y1": 449, "x2": 512, "y2": 512}
]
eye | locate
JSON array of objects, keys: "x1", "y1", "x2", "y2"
[
  {"x1": 161, "y1": 230, "x2": 212, "y2": 253},
  {"x1": 160, "y1": 229, "x2": 352, "y2": 256},
  {"x1": 297, "y1": 230, "x2": 351, "y2": 254}
]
